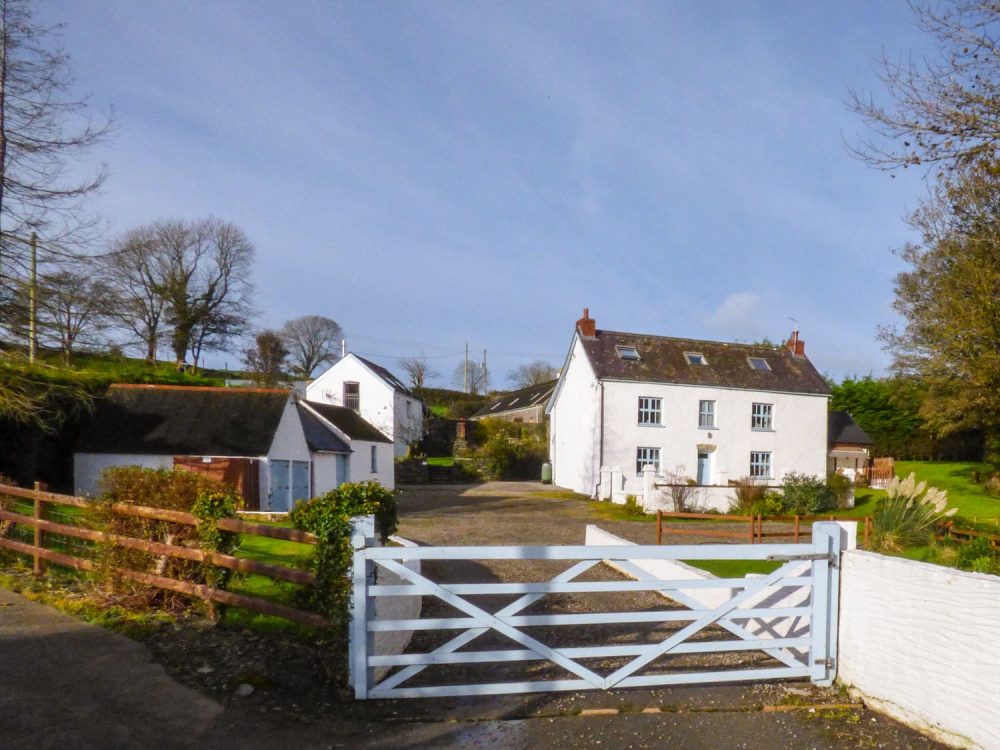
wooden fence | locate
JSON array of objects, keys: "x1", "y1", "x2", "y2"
[
  {"x1": 941, "y1": 522, "x2": 1000, "y2": 553},
  {"x1": 655, "y1": 510, "x2": 873, "y2": 549},
  {"x1": 0, "y1": 482, "x2": 327, "y2": 628}
]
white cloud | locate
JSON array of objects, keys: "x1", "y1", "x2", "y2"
[{"x1": 705, "y1": 292, "x2": 764, "y2": 341}]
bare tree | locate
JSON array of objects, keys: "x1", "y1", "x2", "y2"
[
  {"x1": 0, "y1": 0, "x2": 112, "y2": 299},
  {"x1": 400, "y1": 354, "x2": 438, "y2": 389},
  {"x1": 243, "y1": 330, "x2": 288, "y2": 387},
  {"x1": 508, "y1": 360, "x2": 557, "y2": 388},
  {"x1": 453, "y1": 360, "x2": 488, "y2": 395},
  {"x1": 848, "y1": 1, "x2": 1000, "y2": 173},
  {"x1": 660, "y1": 468, "x2": 701, "y2": 513},
  {"x1": 35, "y1": 270, "x2": 112, "y2": 363},
  {"x1": 281, "y1": 315, "x2": 343, "y2": 377},
  {"x1": 103, "y1": 218, "x2": 255, "y2": 365}
]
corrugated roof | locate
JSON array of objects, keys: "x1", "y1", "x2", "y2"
[
  {"x1": 354, "y1": 355, "x2": 414, "y2": 396},
  {"x1": 828, "y1": 411, "x2": 873, "y2": 446},
  {"x1": 472, "y1": 380, "x2": 558, "y2": 419},
  {"x1": 297, "y1": 404, "x2": 351, "y2": 453},
  {"x1": 304, "y1": 401, "x2": 392, "y2": 443},
  {"x1": 76, "y1": 385, "x2": 290, "y2": 456},
  {"x1": 579, "y1": 330, "x2": 831, "y2": 396}
]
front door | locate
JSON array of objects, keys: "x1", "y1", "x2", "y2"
[
  {"x1": 270, "y1": 460, "x2": 290, "y2": 511},
  {"x1": 697, "y1": 452, "x2": 710, "y2": 485},
  {"x1": 291, "y1": 460, "x2": 310, "y2": 507}
]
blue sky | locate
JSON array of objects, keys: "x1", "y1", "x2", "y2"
[{"x1": 43, "y1": 1, "x2": 932, "y2": 387}]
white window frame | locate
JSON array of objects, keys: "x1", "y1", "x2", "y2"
[
  {"x1": 637, "y1": 396, "x2": 662, "y2": 425},
  {"x1": 684, "y1": 351, "x2": 708, "y2": 366},
  {"x1": 616, "y1": 345, "x2": 641, "y2": 360},
  {"x1": 750, "y1": 451, "x2": 772, "y2": 479},
  {"x1": 747, "y1": 356, "x2": 771, "y2": 371},
  {"x1": 751, "y1": 402, "x2": 773, "y2": 431},
  {"x1": 698, "y1": 400, "x2": 716, "y2": 429},
  {"x1": 636, "y1": 447, "x2": 660, "y2": 476}
]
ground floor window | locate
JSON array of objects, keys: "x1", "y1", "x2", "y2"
[
  {"x1": 749, "y1": 451, "x2": 772, "y2": 479},
  {"x1": 371, "y1": 445, "x2": 378, "y2": 473},
  {"x1": 636, "y1": 446, "x2": 660, "y2": 476}
]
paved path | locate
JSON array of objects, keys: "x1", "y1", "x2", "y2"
[{"x1": 0, "y1": 587, "x2": 222, "y2": 750}]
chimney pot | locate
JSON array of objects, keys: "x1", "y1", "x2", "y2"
[{"x1": 577, "y1": 307, "x2": 596, "y2": 338}]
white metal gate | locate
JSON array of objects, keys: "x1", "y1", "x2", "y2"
[{"x1": 350, "y1": 522, "x2": 844, "y2": 700}]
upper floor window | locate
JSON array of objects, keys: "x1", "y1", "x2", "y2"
[
  {"x1": 344, "y1": 382, "x2": 360, "y2": 413},
  {"x1": 698, "y1": 400, "x2": 716, "y2": 428},
  {"x1": 684, "y1": 352, "x2": 708, "y2": 366},
  {"x1": 747, "y1": 356, "x2": 771, "y2": 371},
  {"x1": 750, "y1": 451, "x2": 772, "y2": 479},
  {"x1": 751, "y1": 402, "x2": 773, "y2": 430},
  {"x1": 638, "y1": 396, "x2": 662, "y2": 425},
  {"x1": 636, "y1": 446, "x2": 660, "y2": 476}
]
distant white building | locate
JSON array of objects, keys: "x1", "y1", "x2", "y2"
[
  {"x1": 546, "y1": 309, "x2": 831, "y2": 511},
  {"x1": 305, "y1": 353, "x2": 424, "y2": 458}
]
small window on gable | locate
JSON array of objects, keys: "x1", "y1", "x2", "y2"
[
  {"x1": 616, "y1": 345, "x2": 640, "y2": 361},
  {"x1": 747, "y1": 356, "x2": 771, "y2": 371},
  {"x1": 685, "y1": 352, "x2": 708, "y2": 366}
]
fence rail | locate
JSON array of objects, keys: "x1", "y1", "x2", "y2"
[
  {"x1": 655, "y1": 510, "x2": 873, "y2": 548},
  {"x1": 941, "y1": 522, "x2": 1000, "y2": 552},
  {"x1": 0, "y1": 482, "x2": 326, "y2": 628}
]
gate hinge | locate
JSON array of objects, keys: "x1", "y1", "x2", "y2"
[
  {"x1": 814, "y1": 657, "x2": 834, "y2": 668},
  {"x1": 765, "y1": 552, "x2": 838, "y2": 567}
]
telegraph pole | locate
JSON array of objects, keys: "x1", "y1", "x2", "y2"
[
  {"x1": 28, "y1": 233, "x2": 38, "y2": 364},
  {"x1": 482, "y1": 348, "x2": 488, "y2": 393},
  {"x1": 464, "y1": 342, "x2": 469, "y2": 393}
]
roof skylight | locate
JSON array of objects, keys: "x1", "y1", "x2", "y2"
[
  {"x1": 684, "y1": 352, "x2": 708, "y2": 366},
  {"x1": 747, "y1": 356, "x2": 771, "y2": 371},
  {"x1": 616, "y1": 345, "x2": 641, "y2": 361}
]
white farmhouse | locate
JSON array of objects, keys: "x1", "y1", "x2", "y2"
[
  {"x1": 547, "y1": 310, "x2": 831, "y2": 511},
  {"x1": 73, "y1": 384, "x2": 394, "y2": 511},
  {"x1": 305, "y1": 353, "x2": 424, "y2": 458}
]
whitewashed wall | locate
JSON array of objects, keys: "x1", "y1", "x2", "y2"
[
  {"x1": 312, "y1": 453, "x2": 341, "y2": 496},
  {"x1": 346, "y1": 440, "x2": 395, "y2": 490},
  {"x1": 393, "y1": 391, "x2": 424, "y2": 458},
  {"x1": 601, "y1": 380, "x2": 828, "y2": 510},
  {"x1": 839, "y1": 551, "x2": 1000, "y2": 750},
  {"x1": 73, "y1": 453, "x2": 173, "y2": 497},
  {"x1": 548, "y1": 334, "x2": 601, "y2": 495}
]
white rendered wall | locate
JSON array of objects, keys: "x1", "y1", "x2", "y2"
[
  {"x1": 393, "y1": 391, "x2": 424, "y2": 457},
  {"x1": 73, "y1": 453, "x2": 173, "y2": 497},
  {"x1": 265, "y1": 398, "x2": 313, "y2": 510},
  {"x1": 306, "y1": 355, "x2": 397, "y2": 444},
  {"x1": 548, "y1": 335, "x2": 601, "y2": 495},
  {"x1": 312, "y1": 453, "x2": 341, "y2": 496},
  {"x1": 839, "y1": 551, "x2": 1000, "y2": 750},
  {"x1": 347, "y1": 440, "x2": 396, "y2": 490},
  {"x1": 601, "y1": 381, "x2": 828, "y2": 511}
]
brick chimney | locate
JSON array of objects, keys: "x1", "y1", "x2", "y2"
[
  {"x1": 576, "y1": 307, "x2": 596, "y2": 338},
  {"x1": 786, "y1": 329, "x2": 805, "y2": 357}
]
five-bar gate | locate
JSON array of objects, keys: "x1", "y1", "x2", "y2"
[{"x1": 350, "y1": 522, "x2": 845, "y2": 699}]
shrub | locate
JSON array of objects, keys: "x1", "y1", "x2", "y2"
[
  {"x1": 288, "y1": 481, "x2": 398, "y2": 636},
  {"x1": 781, "y1": 472, "x2": 836, "y2": 515},
  {"x1": 660, "y1": 469, "x2": 701, "y2": 512},
  {"x1": 826, "y1": 472, "x2": 854, "y2": 509},
  {"x1": 871, "y1": 472, "x2": 956, "y2": 553},
  {"x1": 623, "y1": 495, "x2": 646, "y2": 517},
  {"x1": 955, "y1": 536, "x2": 1000, "y2": 574},
  {"x1": 729, "y1": 477, "x2": 766, "y2": 515},
  {"x1": 93, "y1": 467, "x2": 241, "y2": 613}
]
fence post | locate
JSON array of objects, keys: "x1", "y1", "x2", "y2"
[
  {"x1": 794, "y1": 515, "x2": 800, "y2": 544},
  {"x1": 810, "y1": 522, "x2": 845, "y2": 687},
  {"x1": 32, "y1": 481, "x2": 46, "y2": 575},
  {"x1": 349, "y1": 517, "x2": 375, "y2": 700},
  {"x1": 656, "y1": 510, "x2": 662, "y2": 545}
]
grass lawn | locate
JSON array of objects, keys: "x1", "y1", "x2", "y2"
[
  {"x1": 425, "y1": 456, "x2": 455, "y2": 467},
  {"x1": 895, "y1": 461, "x2": 1000, "y2": 525}
]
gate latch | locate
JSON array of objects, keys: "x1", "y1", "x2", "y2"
[{"x1": 765, "y1": 552, "x2": 838, "y2": 567}]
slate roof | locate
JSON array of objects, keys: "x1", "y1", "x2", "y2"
[
  {"x1": 296, "y1": 404, "x2": 351, "y2": 453},
  {"x1": 304, "y1": 401, "x2": 392, "y2": 443},
  {"x1": 472, "y1": 380, "x2": 558, "y2": 419},
  {"x1": 354, "y1": 355, "x2": 414, "y2": 396},
  {"x1": 578, "y1": 330, "x2": 831, "y2": 396},
  {"x1": 828, "y1": 411, "x2": 873, "y2": 446},
  {"x1": 76, "y1": 385, "x2": 291, "y2": 456}
]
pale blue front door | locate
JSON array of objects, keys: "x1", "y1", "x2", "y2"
[
  {"x1": 291, "y1": 460, "x2": 310, "y2": 506},
  {"x1": 697, "y1": 452, "x2": 710, "y2": 485},
  {"x1": 270, "y1": 460, "x2": 290, "y2": 511}
]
